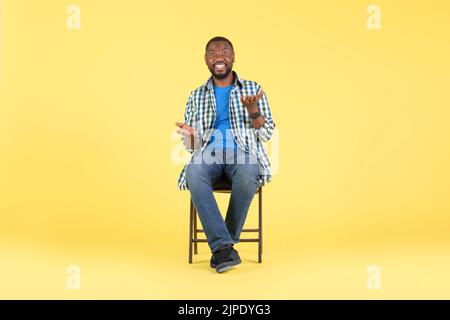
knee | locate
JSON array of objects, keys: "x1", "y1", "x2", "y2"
[
  {"x1": 232, "y1": 165, "x2": 260, "y2": 190},
  {"x1": 186, "y1": 164, "x2": 209, "y2": 190},
  {"x1": 186, "y1": 164, "x2": 199, "y2": 183}
]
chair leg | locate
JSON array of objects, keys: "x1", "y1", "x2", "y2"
[
  {"x1": 258, "y1": 187, "x2": 263, "y2": 263},
  {"x1": 193, "y1": 208, "x2": 198, "y2": 254},
  {"x1": 189, "y1": 198, "x2": 194, "y2": 264}
]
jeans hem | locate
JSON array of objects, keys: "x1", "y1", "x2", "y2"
[{"x1": 211, "y1": 241, "x2": 235, "y2": 254}]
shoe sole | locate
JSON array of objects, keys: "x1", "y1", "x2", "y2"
[{"x1": 215, "y1": 259, "x2": 241, "y2": 273}]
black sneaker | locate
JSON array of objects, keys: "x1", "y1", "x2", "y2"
[
  {"x1": 213, "y1": 244, "x2": 241, "y2": 273},
  {"x1": 210, "y1": 254, "x2": 217, "y2": 268},
  {"x1": 209, "y1": 251, "x2": 231, "y2": 268},
  {"x1": 210, "y1": 244, "x2": 232, "y2": 268}
]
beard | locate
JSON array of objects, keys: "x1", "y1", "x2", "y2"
[{"x1": 209, "y1": 65, "x2": 233, "y2": 79}]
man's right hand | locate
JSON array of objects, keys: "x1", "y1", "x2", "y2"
[{"x1": 175, "y1": 122, "x2": 200, "y2": 151}]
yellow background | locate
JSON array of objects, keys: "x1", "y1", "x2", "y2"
[{"x1": 1, "y1": 0, "x2": 450, "y2": 299}]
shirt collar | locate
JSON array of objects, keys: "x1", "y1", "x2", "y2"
[{"x1": 203, "y1": 70, "x2": 243, "y2": 91}]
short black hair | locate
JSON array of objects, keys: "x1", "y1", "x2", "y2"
[{"x1": 205, "y1": 36, "x2": 234, "y2": 52}]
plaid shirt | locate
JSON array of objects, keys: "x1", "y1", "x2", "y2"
[{"x1": 177, "y1": 71, "x2": 276, "y2": 190}]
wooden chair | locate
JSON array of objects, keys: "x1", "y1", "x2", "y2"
[{"x1": 189, "y1": 179, "x2": 263, "y2": 264}]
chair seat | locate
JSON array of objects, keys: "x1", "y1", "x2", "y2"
[
  {"x1": 212, "y1": 178, "x2": 232, "y2": 191},
  {"x1": 212, "y1": 179, "x2": 263, "y2": 193}
]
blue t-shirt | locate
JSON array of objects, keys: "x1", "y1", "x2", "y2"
[{"x1": 207, "y1": 84, "x2": 238, "y2": 150}]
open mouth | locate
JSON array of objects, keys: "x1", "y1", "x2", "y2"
[{"x1": 214, "y1": 63, "x2": 227, "y2": 72}]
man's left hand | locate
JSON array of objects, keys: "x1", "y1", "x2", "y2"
[{"x1": 240, "y1": 89, "x2": 264, "y2": 113}]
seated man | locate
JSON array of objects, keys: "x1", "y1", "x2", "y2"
[{"x1": 175, "y1": 36, "x2": 276, "y2": 273}]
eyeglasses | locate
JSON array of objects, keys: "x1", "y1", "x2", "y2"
[{"x1": 206, "y1": 49, "x2": 232, "y2": 59}]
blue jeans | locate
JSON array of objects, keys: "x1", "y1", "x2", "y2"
[{"x1": 186, "y1": 144, "x2": 262, "y2": 253}]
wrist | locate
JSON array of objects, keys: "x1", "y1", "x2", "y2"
[
  {"x1": 249, "y1": 110, "x2": 262, "y2": 119},
  {"x1": 246, "y1": 105, "x2": 259, "y2": 113}
]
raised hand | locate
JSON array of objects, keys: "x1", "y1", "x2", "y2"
[
  {"x1": 175, "y1": 122, "x2": 199, "y2": 151},
  {"x1": 240, "y1": 89, "x2": 264, "y2": 112},
  {"x1": 175, "y1": 121, "x2": 195, "y2": 136}
]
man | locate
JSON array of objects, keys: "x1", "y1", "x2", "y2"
[{"x1": 175, "y1": 36, "x2": 276, "y2": 273}]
